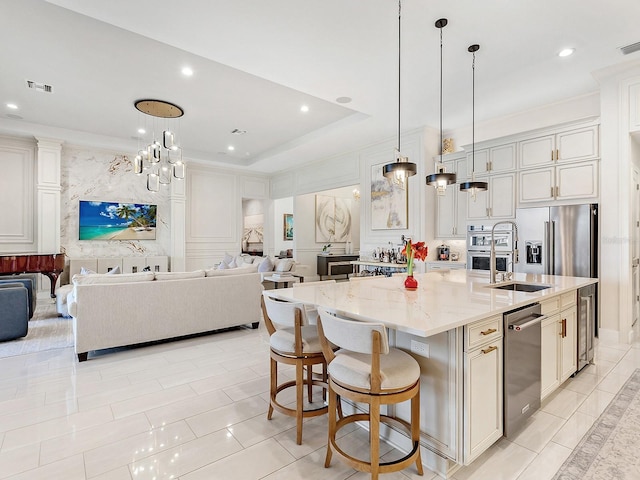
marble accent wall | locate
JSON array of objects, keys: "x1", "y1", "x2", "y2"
[{"x1": 60, "y1": 146, "x2": 171, "y2": 258}]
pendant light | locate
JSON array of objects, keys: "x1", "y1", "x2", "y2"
[
  {"x1": 382, "y1": 0, "x2": 417, "y2": 187},
  {"x1": 460, "y1": 44, "x2": 488, "y2": 199},
  {"x1": 426, "y1": 18, "x2": 456, "y2": 196}
]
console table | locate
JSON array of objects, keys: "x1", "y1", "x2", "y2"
[{"x1": 316, "y1": 254, "x2": 359, "y2": 280}]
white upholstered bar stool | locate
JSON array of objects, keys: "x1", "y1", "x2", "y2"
[
  {"x1": 261, "y1": 292, "x2": 328, "y2": 445},
  {"x1": 316, "y1": 307, "x2": 423, "y2": 479}
]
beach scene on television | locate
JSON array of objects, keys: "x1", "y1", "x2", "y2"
[{"x1": 79, "y1": 201, "x2": 157, "y2": 240}]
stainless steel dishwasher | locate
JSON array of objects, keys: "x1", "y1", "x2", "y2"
[{"x1": 503, "y1": 303, "x2": 544, "y2": 437}]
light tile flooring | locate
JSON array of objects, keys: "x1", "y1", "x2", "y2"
[{"x1": 0, "y1": 307, "x2": 638, "y2": 480}]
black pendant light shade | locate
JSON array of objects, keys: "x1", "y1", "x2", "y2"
[
  {"x1": 460, "y1": 44, "x2": 488, "y2": 197},
  {"x1": 382, "y1": 0, "x2": 417, "y2": 185},
  {"x1": 426, "y1": 18, "x2": 456, "y2": 194},
  {"x1": 384, "y1": 158, "x2": 418, "y2": 178}
]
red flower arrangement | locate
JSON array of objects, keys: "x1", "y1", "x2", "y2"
[{"x1": 401, "y1": 240, "x2": 428, "y2": 289}]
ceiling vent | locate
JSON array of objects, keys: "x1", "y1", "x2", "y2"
[
  {"x1": 620, "y1": 41, "x2": 640, "y2": 55},
  {"x1": 25, "y1": 80, "x2": 54, "y2": 93}
]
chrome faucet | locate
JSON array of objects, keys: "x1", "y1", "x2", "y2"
[{"x1": 490, "y1": 221, "x2": 519, "y2": 284}]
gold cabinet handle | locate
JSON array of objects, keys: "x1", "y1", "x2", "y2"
[
  {"x1": 481, "y1": 345, "x2": 498, "y2": 354},
  {"x1": 559, "y1": 318, "x2": 567, "y2": 338},
  {"x1": 480, "y1": 328, "x2": 497, "y2": 336}
]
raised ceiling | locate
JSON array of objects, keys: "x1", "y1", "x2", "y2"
[{"x1": 1, "y1": 0, "x2": 639, "y2": 173}]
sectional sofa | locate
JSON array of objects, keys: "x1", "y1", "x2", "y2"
[{"x1": 67, "y1": 267, "x2": 264, "y2": 361}]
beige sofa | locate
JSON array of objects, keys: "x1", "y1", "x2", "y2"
[{"x1": 67, "y1": 268, "x2": 263, "y2": 361}]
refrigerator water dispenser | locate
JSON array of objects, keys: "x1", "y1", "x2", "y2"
[{"x1": 526, "y1": 241, "x2": 542, "y2": 265}]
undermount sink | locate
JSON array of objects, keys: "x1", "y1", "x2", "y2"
[{"x1": 488, "y1": 282, "x2": 551, "y2": 292}]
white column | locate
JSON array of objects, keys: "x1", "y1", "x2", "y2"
[
  {"x1": 35, "y1": 137, "x2": 63, "y2": 294},
  {"x1": 170, "y1": 165, "x2": 186, "y2": 272}
]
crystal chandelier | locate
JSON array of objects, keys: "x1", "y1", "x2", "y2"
[{"x1": 133, "y1": 99, "x2": 185, "y2": 192}]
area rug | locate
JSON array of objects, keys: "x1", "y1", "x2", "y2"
[
  {"x1": 552, "y1": 368, "x2": 640, "y2": 480},
  {"x1": 0, "y1": 303, "x2": 73, "y2": 358}
]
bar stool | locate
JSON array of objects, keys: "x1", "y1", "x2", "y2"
[
  {"x1": 316, "y1": 307, "x2": 423, "y2": 479},
  {"x1": 261, "y1": 292, "x2": 328, "y2": 445}
]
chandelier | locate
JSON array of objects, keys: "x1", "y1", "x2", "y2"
[{"x1": 133, "y1": 99, "x2": 185, "y2": 192}]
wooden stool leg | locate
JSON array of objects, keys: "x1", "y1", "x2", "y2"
[
  {"x1": 306, "y1": 365, "x2": 313, "y2": 402},
  {"x1": 370, "y1": 396, "x2": 381, "y2": 480},
  {"x1": 325, "y1": 386, "x2": 336, "y2": 468},
  {"x1": 412, "y1": 389, "x2": 424, "y2": 475},
  {"x1": 296, "y1": 360, "x2": 304, "y2": 445},
  {"x1": 268, "y1": 357, "x2": 276, "y2": 420}
]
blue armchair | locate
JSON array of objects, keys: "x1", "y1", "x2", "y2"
[
  {"x1": 0, "y1": 276, "x2": 35, "y2": 318},
  {"x1": 0, "y1": 283, "x2": 29, "y2": 342}
]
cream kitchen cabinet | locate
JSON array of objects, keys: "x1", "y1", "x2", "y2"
[
  {"x1": 466, "y1": 173, "x2": 515, "y2": 221},
  {"x1": 559, "y1": 301, "x2": 578, "y2": 382},
  {"x1": 518, "y1": 125, "x2": 599, "y2": 169},
  {"x1": 467, "y1": 143, "x2": 516, "y2": 175},
  {"x1": 518, "y1": 160, "x2": 598, "y2": 204},
  {"x1": 463, "y1": 315, "x2": 503, "y2": 464},
  {"x1": 436, "y1": 156, "x2": 467, "y2": 238},
  {"x1": 541, "y1": 313, "x2": 560, "y2": 400},
  {"x1": 540, "y1": 292, "x2": 577, "y2": 400}
]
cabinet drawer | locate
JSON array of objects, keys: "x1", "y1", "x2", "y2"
[
  {"x1": 465, "y1": 314, "x2": 502, "y2": 351},
  {"x1": 540, "y1": 296, "x2": 560, "y2": 316},
  {"x1": 561, "y1": 291, "x2": 577, "y2": 308}
]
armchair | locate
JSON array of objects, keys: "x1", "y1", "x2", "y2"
[
  {"x1": 0, "y1": 283, "x2": 29, "y2": 342},
  {"x1": 0, "y1": 275, "x2": 36, "y2": 318}
]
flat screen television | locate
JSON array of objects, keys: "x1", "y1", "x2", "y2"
[{"x1": 79, "y1": 201, "x2": 157, "y2": 240}]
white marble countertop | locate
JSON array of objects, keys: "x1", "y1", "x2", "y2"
[{"x1": 268, "y1": 270, "x2": 598, "y2": 338}]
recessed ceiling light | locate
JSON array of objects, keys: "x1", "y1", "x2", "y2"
[
  {"x1": 336, "y1": 97, "x2": 352, "y2": 104},
  {"x1": 228, "y1": 145, "x2": 235, "y2": 151},
  {"x1": 137, "y1": 128, "x2": 146, "y2": 134},
  {"x1": 300, "y1": 105, "x2": 309, "y2": 113},
  {"x1": 6, "y1": 103, "x2": 18, "y2": 109},
  {"x1": 558, "y1": 48, "x2": 575, "y2": 57},
  {"x1": 181, "y1": 66, "x2": 194, "y2": 76}
]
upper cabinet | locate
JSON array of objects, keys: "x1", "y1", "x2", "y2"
[
  {"x1": 466, "y1": 173, "x2": 516, "y2": 221},
  {"x1": 467, "y1": 143, "x2": 516, "y2": 175},
  {"x1": 518, "y1": 125, "x2": 599, "y2": 169},
  {"x1": 436, "y1": 155, "x2": 468, "y2": 238}
]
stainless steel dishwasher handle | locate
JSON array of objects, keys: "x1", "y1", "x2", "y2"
[{"x1": 508, "y1": 313, "x2": 546, "y2": 332}]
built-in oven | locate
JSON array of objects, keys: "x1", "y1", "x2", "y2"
[
  {"x1": 467, "y1": 225, "x2": 515, "y2": 272},
  {"x1": 467, "y1": 250, "x2": 512, "y2": 272},
  {"x1": 467, "y1": 225, "x2": 514, "y2": 252}
]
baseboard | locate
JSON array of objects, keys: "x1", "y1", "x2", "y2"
[{"x1": 598, "y1": 327, "x2": 622, "y2": 345}]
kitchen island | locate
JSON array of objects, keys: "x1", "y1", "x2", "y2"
[{"x1": 268, "y1": 269, "x2": 597, "y2": 477}]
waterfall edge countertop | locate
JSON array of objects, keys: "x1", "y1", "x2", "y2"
[{"x1": 268, "y1": 270, "x2": 598, "y2": 337}]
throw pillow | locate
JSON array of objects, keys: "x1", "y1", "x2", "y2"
[
  {"x1": 275, "y1": 258, "x2": 295, "y2": 272},
  {"x1": 227, "y1": 259, "x2": 238, "y2": 268},
  {"x1": 106, "y1": 266, "x2": 120, "y2": 274},
  {"x1": 217, "y1": 261, "x2": 228, "y2": 270},
  {"x1": 258, "y1": 256, "x2": 274, "y2": 273},
  {"x1": 223, "y1": 252, "x2": 234, "y2": 265},
  {"x1": 80, "y1": 267, "x2": 97, "y2": 275}
]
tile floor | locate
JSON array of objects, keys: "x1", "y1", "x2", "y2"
[{"x1": 0, "y1": 306, "x2": 638, "y2": 480}]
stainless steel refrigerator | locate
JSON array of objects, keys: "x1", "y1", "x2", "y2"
[{"x1": 514, "y1": 204, "x2": 598, "y2": 370}]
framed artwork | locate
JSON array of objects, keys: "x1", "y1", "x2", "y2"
[
  {"x1": 283, "y1": 213, "x2": 293, "y2": 240},
  {"x1": 370, "y1": 163, "x2": 408, "y2": 230},
  {"x1": 79, "y1": 200, "x2": 157, "y2": 240},
  {"x1": 315, "y1": 195, "x2": 352, "y2": 242}
]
